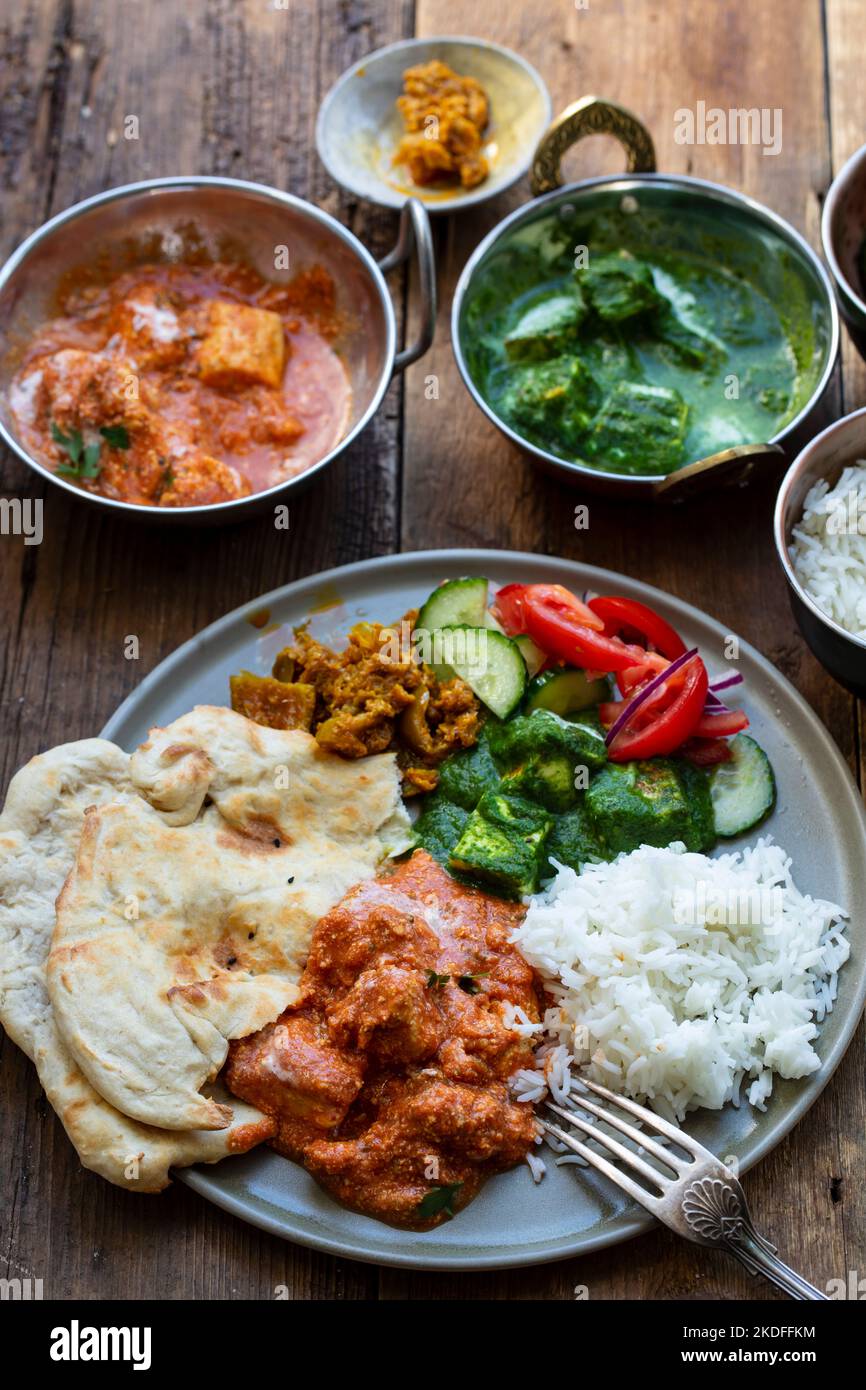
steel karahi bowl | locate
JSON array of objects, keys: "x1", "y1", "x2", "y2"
[
  {"x1": 452, "y1": 97, "x2": 839, "y2": 502},
  {"x1": 0, "y1": 176, "x2": 436, "y2": 525},
  {"x1": 774, "y1": 406, "x2": 866, "y2": 697},
  {"x1": 821, "y1": 140, "x2": 866, "y2": 360}
]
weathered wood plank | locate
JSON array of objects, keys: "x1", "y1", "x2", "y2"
[{"x1": 0, "y1": 0, "x2": 412, "y2": 1301}]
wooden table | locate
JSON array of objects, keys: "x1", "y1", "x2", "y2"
[{"x1": 1, "y1": 0, "x2": 864, "y2": 1302}]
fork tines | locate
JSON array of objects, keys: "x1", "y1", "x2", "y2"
[
  {"x1": 538, "y1": 1077, "x2": 703, "y2": 1211},
  {"x1": 538, "y1": 1076, "x2": 828, "y2": 1301}
]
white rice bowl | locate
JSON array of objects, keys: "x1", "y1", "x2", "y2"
[
  {"x1": 510, "y1": 838, "x2": 848, "y2": 1124},
  {"x1": 790, "y1": 461, "x2": 866, "y2": 638}
]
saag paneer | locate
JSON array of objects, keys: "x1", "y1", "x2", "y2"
[
  {"x1": 414, "y1": 703, "x2": 725, "y2": 898},
  {"x1": 468, "y1": 225, "x2": 804, "y2": 476}
]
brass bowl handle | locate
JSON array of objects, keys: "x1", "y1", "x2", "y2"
[
  {"x1": 531, "y1": 96, "x2": 656, "y2": 196},
  {"x1": 651, "y1": 443, "x2": 785, "y2": 500}
]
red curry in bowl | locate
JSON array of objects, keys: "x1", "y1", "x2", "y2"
[{"x1": 9, "y1": 261, "x2": 351, "y2": 507}]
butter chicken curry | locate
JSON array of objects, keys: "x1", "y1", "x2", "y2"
[
  {"x1": 9, "y1": 261, "x2": 350, "y2": 506},
  {"x1": 226, "y1": 850, "x2": 540, "y2": 1228}
]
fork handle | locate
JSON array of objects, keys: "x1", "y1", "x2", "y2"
[{"x1": 725, "y1": 1233, "x2": 828, "y2": 1301}]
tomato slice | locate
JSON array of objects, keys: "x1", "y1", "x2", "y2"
[
  {"x1": 618, "y1": 650, "x2": 672, "y2": 697},
  {"x1": 588, "y1": 596, "x2": 687, "y2": 660},
  {"x1": 600, "y1": 680, "x2": 672, "y2": 731},
  {"x1": 680, "y1": 736, "x2": 734, "y2": 767},
  {"x1": 599, "y1": 699, "x2": 628, "y2": 726},
  {"x1": 492, "y1": 583, "x2": 605, "y2": 637},
  {"x1": 490, "y1": 583, "x2": 529, "y2": 635},
  {"x1": 607, "y1": 654, "x2": 709, "y2": 761},
  {"x1": 523, "y1": 597, "x2": 647, "y2": 673},
  {"x1": 529, "y1": 585, "x2": 605, "y2": 629},
  {"x1": 691, "y1": 708, "x2": 749, "y2": 738}
]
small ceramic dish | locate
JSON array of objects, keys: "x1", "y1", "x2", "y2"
[
  {"x1": 316, "y1": 36, "x2": 551, "y2": 214},
  {"x1": 774, "y1": 406, "x2": 866, "y2": 697},
  {"x1": 822, "y1": 141, "x2": 866, "y2": 360}
]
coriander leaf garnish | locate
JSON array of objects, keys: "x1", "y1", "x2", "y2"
[
  {"x1": 80, "y1": 443, "x2": 101, "y2": 477},
  {"x1": 99, "y1": 423, "x2": 130, "y2": 449},
  {"x1": 51, "y1": 421, "x2": 83, "y2": 466},
  {"x1": 51, "y1": 422, "x2": 101, "y2": 478},
  {"x1": 51, "y1": 421, "x2": 131, "y2": 479},
  {"x1": 417, "y1": 1182, "x2": 463, "y2": 1220},
  {"x1": 457, "y1": 972, "x2": 488, "y2": 995},
  {"x1": 426, "y1": 970, "x2": 450, "y2": 990}
]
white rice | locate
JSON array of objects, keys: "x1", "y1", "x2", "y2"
[
  {"x1": 510, "y1": 839, "x2": 848, "y2": 1124},
  {"x1": 790, "y1": 461, "x2": 866, "y2": 637},
  {"x1": 525, "y1": 1150, "x2": 547, "y2": 1183}
]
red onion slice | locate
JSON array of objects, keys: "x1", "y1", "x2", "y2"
[
  {"x1": 604, "y1": 647, "x2": 699, "y2": 747},
  {"x1": 704, "y1": 691, "x2": 730, "y2": 712},
  {"x1": 709, "y1": 671, "x2": 743, "y2": 693}
]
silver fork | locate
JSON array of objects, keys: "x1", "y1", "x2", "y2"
[{"x1": 538, "y1": 1077, "x2": 827, "y2": 1300}]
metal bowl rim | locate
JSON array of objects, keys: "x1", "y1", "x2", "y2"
[
  {"x1": 451, "y1": 171, "x2": 841, "y2": 489},
  {"x1": 0, "y1": 174, "x2": 398, "y2": 520},
  {"x1": 315, "y1": 34, "x2": 552, "y2": 215},
  {"x1": 773, "y1": 402, "x2": 866, "y2": 653},
  {"x1": 821, "y1": 140, "x2": 866, "y2": 320}
]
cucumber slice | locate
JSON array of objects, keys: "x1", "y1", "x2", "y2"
[
  {"x1": 428, "y1": 625, "x2": 527, "y2": 719},
  {"x1": 514, "y1": 634, "x2": 546, "y2": 678},
  {"x1": 525, "y1": 666, "x2": 610, "y2": 715},
  {"x1": 418, "y1": 577, "x2": 493, "y2": 634},
  {"x1": 708, "y1": 734, "x2": 776, "y2": 837}
]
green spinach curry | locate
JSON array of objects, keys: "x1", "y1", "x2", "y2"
[
  {"x1": 464, "y1": 207, "x2": 814, "y2": 477},
  {"x1": 414, "y1": 703, "x2": 772, "y2": 900}
]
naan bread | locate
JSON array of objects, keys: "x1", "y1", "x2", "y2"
[
  {"x1": 129, "y1": 704, "x2": 414, "y2": 852},
  {"x1": 0, "y1": 740, "x2": 275, "y2": 1191},
  {"x1": 48, "y1": 708, "x2": 412, "y2": 1132}
]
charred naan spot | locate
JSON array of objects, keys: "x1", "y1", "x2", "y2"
[
  {"x1": 163, "y1": 742, "x2": 202, "y2": 761},
  {"x1": 212, "y1": 937, "x2": 245, "y2": 971},
  {"x1": 168, "y1": 980, "x2": 208, "y2": 1005},
  {"x1": 237, "y1": 816, "x2": 292, "y2": 847},
  {"x1": 215, "y1": 822, "x2": 288, "y2": 856},
  {"x1": 169, "y1": 977, "x2": 234, "y2": 1009}
]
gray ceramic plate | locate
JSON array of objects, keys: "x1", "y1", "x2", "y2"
[{"x1": 101, "y1": 550, "x2": 866, "y2": 1270}]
